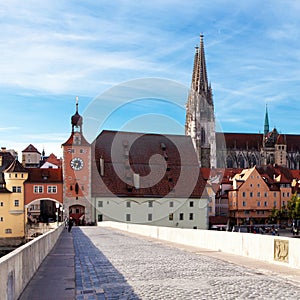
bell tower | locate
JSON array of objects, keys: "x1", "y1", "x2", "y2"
[
  {"x1": 62, "y1": 97, "x2": 93, "y2": 225},
  {"x1": 185, "y1": 34, "x2": 216, "y2": 168}
]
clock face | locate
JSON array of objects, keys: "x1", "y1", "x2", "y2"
[{"x1": 70, "y1": 157, "x2": 84, "y2": 170}]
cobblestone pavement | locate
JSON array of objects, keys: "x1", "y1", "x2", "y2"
[{"x1": 73, "y1": 227, "x2": 300, "y2": 300}]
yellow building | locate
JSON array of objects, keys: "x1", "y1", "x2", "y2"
[{"x1": 0, "y1": 150, "x2": 28, "y2": 246}]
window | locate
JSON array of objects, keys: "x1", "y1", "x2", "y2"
[
  {"x1": 126, "y1": 214, "x2": 131, "y2": 222},
  {"x1": 0, "y1": 217, "x2": 3, "y2": 222},
  {"x1": 148, "y1": 213, "x2": 152, "y2": 221},
  {"x1": 282, "y1": 192, "x2": 285, "y2": 197},
  {"x1": 189, "y1": 213, "x2": 193, "y2": 220},
  {"x1": 169, "y1": 213, "x2": 173, "y2": 221},
  {"x1": 257, "y1": 192, "x2": 260, "y2": 197},
  {"x1": 12, "y1": 186, "x2": 21, "y2": 193},
  {"x1": 98, "y1": 201, "x2": 103, "y2": 207},
  {"x1": 264, "y1": 201, "x2": 268, "y2": 207},
  {"x1": 282, "y1": 201, "x2": 285, "y2": 206},
  {"x1": 5, "y1": 229, "x2": 12, "y2": 234},
  {"x1": 242, "y1": 192, "x2": 246, "y2": 197},
  {"x1": 47, "y1": 186, "x2": 57, "y2": 194},
  {"x1": 98, "y1": 214, "x2": 103, "y2": 222},
  {"x1": 68, "y1": 148, "x2": 75, "y2": 153},
  {"x1": 242, "y1": 201, "x2": 246, "y2": 207},
  {"x1": 148, "y1": 201, "x2": 153, "y2": 208},
  {"x1": 0, "y1": 202, "x2": 3, "y2": 207},
  {"x1": 169, "y1": 201, "x2": 174, "y2": 208},
  {"x1": 126, "y1": 201, "x2": 131, "y2": 208},
  {"x1": 15, "y1": 174, "x2": 18, "y2": 178},
  {"x1": 250, "y1": 192, "x2": 253, "y2": 197},
  {"x1": 14, "y1": 200, "x2": 19, "y2": 207},
  {"x1": 257, "y1": 184, "x2": 260, "y2": 187},
  {"x1": 244, "y1": 210, "x2": 250, "y2": 215},
  {"x1": 257, "y1": 201, "x2": 261, "y2": 207},
  {"x1": 189, "y1": 201, "x2": 194, "y2": 207},
  {"x1": 264, "y1": 192, "x2": 268, "y2": 197},
  {"x1": 34, "y1": 186, "x2": 44, "y2": 193},
  {"x1": 287, "y1": 192, "x2": 290, "y2": 197},
  {"x1": 179, "y1": 213, "x2": 184, "y2": 220},
  {"x1": 274, "y1": 192, "x2": 277, "y2": 197},
  {"x1": 274, "y1": 201, "x2": 277, "y2": 207}
]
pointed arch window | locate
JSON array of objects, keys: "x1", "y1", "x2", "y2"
[
  {"x1": 201, "y1": 127, "x2": 205, "y2": 146},
  {"x1": 75, "y1": 183, "x2": 79, "y2": 194}
]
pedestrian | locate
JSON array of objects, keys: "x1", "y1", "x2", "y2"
[{"x1": 68, "y1": 217, "x2": 74, "y2": 232}]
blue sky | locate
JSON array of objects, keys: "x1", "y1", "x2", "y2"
[{"x1": 1, "y1": 0, "x2": 300, "y2": 158}]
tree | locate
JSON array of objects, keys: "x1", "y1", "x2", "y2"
[{"x1": 287, "y1": 193, "x2": 300, "y2": 221}]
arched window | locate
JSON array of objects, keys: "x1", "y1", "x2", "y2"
[{"x1": 201, "y1": 128, "x2": 205, "y2": 146}]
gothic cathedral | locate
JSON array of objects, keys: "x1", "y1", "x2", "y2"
[{"x1": 185, "y1": 34, "x2": 217, "y2": 168}]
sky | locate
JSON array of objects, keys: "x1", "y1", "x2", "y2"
[{"x1": 1, "y1": 0, "x2": 300, "y2": 159}]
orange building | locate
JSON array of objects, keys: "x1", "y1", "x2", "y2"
[
  {"x1": 228, "y1": 166, "x2": 292, "y2": 225},
  {"x1": 24, "y1": 168, "x2": 63, "y2": 222}
]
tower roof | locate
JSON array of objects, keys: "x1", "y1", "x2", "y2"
[
  {"x1": 190, "y1": 34, "x2": 213, "y2": 104},
  {"x1": 71, "y1": 96, "x2": 83, "y2": 131},
  {"x1": 22, "y1": 144, "x2": 41, "y2": 154},
  {"x1": 264, "y1": 104, "x2": 269, "y2": 135}
]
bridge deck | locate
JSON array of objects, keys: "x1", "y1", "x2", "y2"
[{"x1": 19, "y1": 226, "x2": 300, "y2": 300}]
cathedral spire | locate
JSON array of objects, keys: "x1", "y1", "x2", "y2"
[
  {"x1": 198, "y1": 34, "x2": 209, "y2": 93},
  {"x1": 264, "y1": 104, "x2": 269, "y2": 135}
]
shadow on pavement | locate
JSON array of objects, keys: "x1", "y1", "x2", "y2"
[{"x1": 73, "y1": 227, "x2": 141, "y2": 300}]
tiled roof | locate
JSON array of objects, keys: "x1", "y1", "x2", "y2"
[
  {"x1": 91, "y1": 130, "x2": 208, "y2": 198},
  {"x1": 44, "y1": 153, "x2": 62, "y2": 167},
  {"x1": 217, "y1": 132, "x2": 262, "y2": 150},
  {"x1": 257, "y1": 165, "x2": 293, "y2": 184},
  {"x1": 0, "y1": 151, "x2": 15, "y2": 172},
  {"x1": 22, "y1": 144, "x2": 41, "y2": 154},
  {"x1": 26, "y1": 168, "x2": 63, "y2": 183},
  {"x1": 216, "y1": 132, "x2": 300, "y2": 152},
  {"x1": 5, "y1": 159, "x2": 28, "y2": 173}
]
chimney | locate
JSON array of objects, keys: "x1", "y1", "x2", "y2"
[
  {"x1": 133, "y1": 173, "x2": 140, "y2": 189},
  {"x1": 100, "y1": 157, "x2": 104, "y2": 176}
]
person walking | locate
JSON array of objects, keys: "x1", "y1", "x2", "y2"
[{"x1": 68, "y1": 217, "x2": 74, "y2": 232}]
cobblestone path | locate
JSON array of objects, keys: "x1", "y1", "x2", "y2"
[{"x1": 73, "y1": 227, "x2": 300, "y2": 300}]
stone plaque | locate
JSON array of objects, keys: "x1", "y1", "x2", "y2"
[{"x1": 274, "y1": 239, "x2": 289, "y2": 263}]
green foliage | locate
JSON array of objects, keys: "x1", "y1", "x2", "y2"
[{"x1": 287, "y1": 193, "x2": 300, "y2": 221}]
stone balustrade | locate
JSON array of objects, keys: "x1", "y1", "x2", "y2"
[
  {"x1": 0, "y1": 225, "x2": 63, "y2": 300},
  {"x1": 98, "y1": 222, "x2": 300, "y2": 269}
]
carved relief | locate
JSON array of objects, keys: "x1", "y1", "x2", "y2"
[{"x1": 274, "y1": 239, "x2": 289, "y2": 263}]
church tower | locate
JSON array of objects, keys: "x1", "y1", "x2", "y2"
[
  {"x1": 62, "y1": 97, "x2": 93, "y2": 224},
  {"x1": 185, "y1": 34, "x2": 216, "y2": 168}
]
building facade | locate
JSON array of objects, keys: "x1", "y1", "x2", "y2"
[
  {"x1": 0, "y1": 150, "x2": 28, "y2": 245},
  {"x1": 91, "y1": 130, "x2": 210, "y2": 229},
  {"x1": 62, "y1": 98, "x2": 93, "y2": 225}
]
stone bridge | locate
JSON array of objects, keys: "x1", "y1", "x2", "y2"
[{"x1": 1, "y1": 223, "x2": 300, "y2": 300}]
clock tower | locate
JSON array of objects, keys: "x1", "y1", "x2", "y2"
[{"x1": 62, "y1": 97, "x2": 93, "y2": 225}]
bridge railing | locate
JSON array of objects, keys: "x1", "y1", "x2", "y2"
[
  {"x1": 0, "y1": 225, "x2": 64, "y2": 300},
  {"x1": 98, "y1": 221, "x2": 300, "y2": 269}
]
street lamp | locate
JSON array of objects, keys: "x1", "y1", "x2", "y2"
[{"x1": 55, "y1": 202, "x2": 60, "y2": 227}]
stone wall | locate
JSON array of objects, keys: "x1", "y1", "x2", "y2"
[
  {"x1": 98, "y1": 221, "x2": 300, "y2": 269},
  {"x1": 0, "y1": 225, "x2": 63, "y2": 300}
]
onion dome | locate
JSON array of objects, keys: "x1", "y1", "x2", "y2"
[{"x1": 71, "y1": 96, "x2": 83, "y2": 132}]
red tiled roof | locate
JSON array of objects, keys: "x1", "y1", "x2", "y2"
[
  {"x1": 22, "y1": 144, "x2": 41, "y2": 154},
  {"x1": 26, "y1": 168, "x2": 63, "y2": 183},
  {"x1": 45, "y1": 153, "x2": 62, "y2": 167},
  {"x1": 216, "y1": 132, "x2": 300, "y2": 152},
  {"x1": 91, "y1": 130, "x2": 208, "y2": 198}
]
